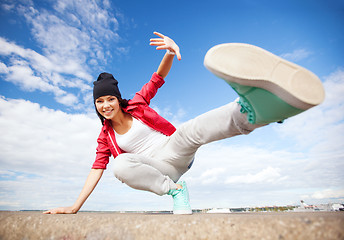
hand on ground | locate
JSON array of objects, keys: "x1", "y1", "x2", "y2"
[{"x1": 43, "y1": 206, "x2": 77, "y2": 214}]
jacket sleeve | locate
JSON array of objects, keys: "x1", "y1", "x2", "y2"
[
  {"x1": 92, "y1": 129, "x2": 111, "y2": 169},
  {"x1": 131, "y1": 72, "x2": 165, "y2": 105}
]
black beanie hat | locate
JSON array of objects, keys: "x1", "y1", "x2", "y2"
[{"x1": 93, "y1": 72, "x2": 122, "y2": 102}]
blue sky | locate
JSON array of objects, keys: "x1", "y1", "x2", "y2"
[{"x1": 0, "y1": 0, "x2": 343, "y2": 211}]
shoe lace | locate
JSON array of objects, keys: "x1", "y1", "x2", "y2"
[
  {"x1": 238, "y1": 97, "x2": 255, "y2": 124},
  {"x1": 174, "y1": 188, "x2": 189, "y2": 206},
  {"x1": 239, "y1": 97, "x2": 285, "y2": 124}
]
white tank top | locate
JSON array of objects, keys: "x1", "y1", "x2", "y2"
[{"x1": 114, "y1": 118, "x2": 169, "y2": 157}]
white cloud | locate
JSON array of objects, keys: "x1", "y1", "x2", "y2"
[
  {"x1": 0, "y1": 0, "x2": 123, "y2": 109},
  {"x1": 311, "y1": 189, "x2": 344, "y2": 200},
  {"x1": 225, "y1": 166, "x2": 283, "y2": 184},
  {"x1": 7, "y1": 64, "x2": 59, "y2": 93},
  {"x1": 0, "y1": 62, "x2": 9, "y2": 74},
  {"x1": 301, "y1": 189, "x2": 344, "y2": 201},
  {"x1": 151, "y1": 104, "x2": 187, "y2": 127},
  {"x1": 280, "y1": 48, "x2": 312, "y2": 62},
  {"x1": 0, "y1": 36, "x2": 87, "y2": 108},
  {"x1": 56, "y1": 92, "x2": 79, "y2": 106},
  {"x1": 274, "y1": 67, "x2": 344, "y2": 154},
  {"x1": 200, "y1": 168, "x2": 226, "y2": 184},
  {"x1": 0, "y1": 97, "x2": 99, "y2": 178},
  {"x1": 0, "y1": 37, "x2": 56, "y2": 73},
  {"x1": 53, "y1": 0, "x2": 119, "y2": 37},
  {"x1": 1, "y1": 3, "x2": 15, "y2": 11},
  {"x1": 201, "y1": 168, "x2": 226, "y2": 178}
]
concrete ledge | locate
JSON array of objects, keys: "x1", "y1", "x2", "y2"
[{"x1": 0, "y1": 211, "x2": 343, "y2": 240}]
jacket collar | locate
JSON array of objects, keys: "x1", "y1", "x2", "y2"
[{"x1": 102, "y1": 119, "x2": 112, "y2": 133}]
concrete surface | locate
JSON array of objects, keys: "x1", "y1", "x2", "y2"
[{"x1": 0, "y1": 211, "x2": 343, "y2": 240}]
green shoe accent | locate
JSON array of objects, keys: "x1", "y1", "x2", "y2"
[
  {"x1": 230, "y1": 82, "x2": 304, "y2": 124},
  {"x1": 168, "y1": 181, "x2": 192, "y2": 215}
]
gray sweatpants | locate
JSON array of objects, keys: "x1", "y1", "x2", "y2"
[{"x1": 113, "y1": 101, "x2": 262, "y2": 195}]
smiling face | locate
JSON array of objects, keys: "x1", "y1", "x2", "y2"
[{"x1": 95, "y1": 95, "x2": 121, "y2": 120}]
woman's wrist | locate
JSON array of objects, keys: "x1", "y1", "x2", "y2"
[
  {"x1": 71, "y1": 207, "x2": 79, "y2": 214},
  {"x1": 71, "y1": 204, "x2": 81, "y2": 213}
]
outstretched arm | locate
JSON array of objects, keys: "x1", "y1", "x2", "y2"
[
  {"x1": 150, "y1": 32, "x2": 181, "y2": 78},
  {"x1": 43, "y1": 168, "x2": 104, "y2": 214}
]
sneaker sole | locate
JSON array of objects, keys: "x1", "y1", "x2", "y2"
[
  {"x1": 204, "y1": 43, "x2": 325, "y2": 110},
  {"x1": 173, "y1": 209, "x2": 192, "y2": 215}
]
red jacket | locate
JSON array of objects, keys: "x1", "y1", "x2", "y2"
[{"x1": 92, "y1": 73, "x2": 176, "y2": 169}]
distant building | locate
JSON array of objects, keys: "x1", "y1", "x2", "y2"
[{"x1": 332, "y1": 203, "x2": 344, "y2": 211}]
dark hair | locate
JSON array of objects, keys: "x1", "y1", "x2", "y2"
[{"x1": 95, "y1": 97, "x2": 130, "y2": 125}]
